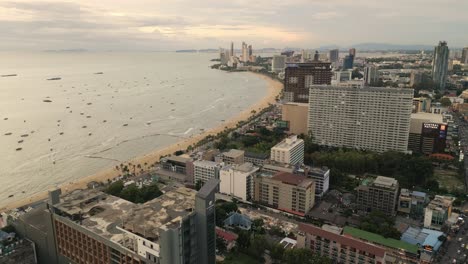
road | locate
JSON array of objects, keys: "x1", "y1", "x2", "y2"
[{"x1": 438, "y1": 219, "x2": 467, "y2": 263}]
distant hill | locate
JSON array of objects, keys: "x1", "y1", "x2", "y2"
[{"x1": 349, "y1": 43, "x2": 434, "y2": 51}]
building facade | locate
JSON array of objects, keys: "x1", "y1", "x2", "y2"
[
  {"x1": 283, "y1": 62, "x2": 332, "y2": 103},
  {"x1": 408, "y1": 113, "x2": 447, "y2": 155},
  {"x1": 219, "y1": 163, "x2": 259, "y2": 201},
  {"x1": 270, "y1": 135, "x2": 305, "y2": 165},
  {"x1": 308, "y1": 85, "x2": 413, "y2": 152},
  {"x1": 281, "y1": 102, "x2": 309, "y2": 135},
  {"x1": 328, "y1": 49, "x2": 339, "y2": 64},
  {"x1": 462, "y1": 47, "x2": 468, "y2": 64},
  {"x1": 364, "y1": 65, "x2": 379, "y2": 85},
  {"x1": 432, "y1": 41, "x2": 449, "y2": 90},
  {"x1": 254, "y1": 172, "x2": 315, "y2": 216},
  {"x1": 424, "y1": 195, "x2": 455, "y2": 230},
  {"x1": 297, "y1": 223, "x2": 387, "y2": 264},
  {"x1": 272, "y1": 55, "x2": 287, "y2": 73},
  {"x1": 356, "y1": 176, "x2": 399, "y2": 216},
  {"x1": 193, "y1": 160, "x2": 222, "y2": 185}
]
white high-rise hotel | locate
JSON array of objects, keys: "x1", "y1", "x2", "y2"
[{"x1": 308, "y1": 85, "x2": 413, "y2": 152}]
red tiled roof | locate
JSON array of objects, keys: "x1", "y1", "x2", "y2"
[
  {"x1": 299, "y1": 223, "x2": 386, "y2": 258},
  {"x1": 272, "y1": 172, "x2": 313, "y2": 188},
  {"x1": 216, "y1": 227, "x2": 238, "y2": 242}
]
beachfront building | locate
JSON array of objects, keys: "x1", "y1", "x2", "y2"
[
  {"x1": 254, "y1": 171, "x2": 315, "y2": 216},
  {"x1": 41, "y1": 179, "x2": 219, "y2": 264},
  {"x1": 160, "y1": 155, "x2": 192, "y2": 175},
  {"x1": 219, "y1": 162, "x2": 259, "y2": 201},
  {"x1": 356, "y1": 176, "x2": 399, "y2": 216},
  {"x1": 424, "y1": 195, "x2": 456, "y2": 230},
  {"x1": 308, "y1": 85, "x2": 413, "y2": 153},
  {"x1": 297, "y1": 223, "x2": 387, "y2": 264},
  {"x1": 283, "y1": 62, "x2": 332, "y2": 103},
  {"x1": 270, "y1": 135, "x2": 304, "y2": 165},
  {"x1": 193, "y1": 160, "x2": 223, "y2": 185}
]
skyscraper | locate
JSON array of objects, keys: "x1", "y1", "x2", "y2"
[
  {"x1": 349, "y1": 48, "x2": 356, "y2": 57},
  {"x1": 364, "y1": 65, "x2": 379, "y2": 85},
  {"x1": 329, "y1": 49, "x2": 339, "y2": 64},
  {"x1": 241, "y1": 42, "x2": 248, "y2": 62},
  {"x1": 283, "y1": 62, "x2": 332, "y2": 103},
  {"x1": 230, "y1": 41, "x2": 234, "y2": 57},
  {"x1": 461, "y1": 47, "x2": 468, "y2": 64},
  {"x1": 431, "y1": 41, "x2": 449, "y2": 90},
  {"x1": 308, "y1": 85, "x2": 413, "y2": 152},
  {"x1": 272, "y1": 55, "x2": 287, "y2": 73},
  {"x1": 342, "y1": 55, "x2": 354, "y2": 70}
]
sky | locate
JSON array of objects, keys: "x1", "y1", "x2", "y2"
[{"x1": 0, "y1": 0, "x2": 467, "y2": 51}]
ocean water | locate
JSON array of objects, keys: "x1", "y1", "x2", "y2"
[{"x1": 0, "y1": 51, "x2": 268, "y2": 206}]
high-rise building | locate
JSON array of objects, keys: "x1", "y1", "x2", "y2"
[
  {"x1": 193, "y1": 160, "x2": 222, "y2": 185},
  {"x1": 410, "y1": 71, "x2": 423, "y2": 87},
  {"x1": 431, "y1": 41, "x2": 449, "y2": 90},
  {"x1": 349, "y1": 48, "x2": 356, "y2": 57},
  {"x1": 44, "y1": 179, "x2": 219, "y2": 264},
  {"x1": 408, "y1": 113, "x2": 447, "y2": 154},
  {"x1": 270, "y1": 135, "x2": 305, "y2": 165},
  {"x1": 272, "y1": 55, "x2": 287, "y2": 73},
  {"x1": 283, "y1": 62, "x2": 332, "y2": 103},
  {"x1": 219, "y1": 162, "x2": 258, "y2": 201},
  {"x1": 254, "y1": 171, "x2": 315, "y2": 216},
  {"x1": 307, "y1": 85, "x2": 413, "y2": 152},
  {"x1": 461, "y1": 47, "x2": 468, "y2": 64},
  {"x1": 363, "y1": 65, "x2": 379, "y2": 85},
  {"x1": 342, "y1": 54, "x2": 354, "y2": 70},
  {"x1": 219, "y1": 48, "x2": 228, "y2": 65},
  {"x1": 230, "y1": 41, "x2": 234, "y2": 57},
  {"x1": 241, "y1": 42, "x2": 248, "y2": 62},
  {"x1": 297, "y1": 223, "x2": 387, "y2": 264},
  {"x1": 328, "y1": 49, "x2": 339, "y2": 64},
  {"x1": 356, "y1": 176, "x2": 399, "y2": 216}
]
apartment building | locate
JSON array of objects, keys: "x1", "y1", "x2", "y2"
[
  {"x1": 283, "y1": 62, "x2": 332, "y2": 103},
  {"x1": 46, "y1": 179, "x2": 219, "y2": 264},
  {"x1": 356, "y1": 176, "x2": 399, "y2": 216},
  {"x1": 219, "y1": 162, "x2": 259, "y2": 201},
  {"x1": 424, "y1": 195, "x2": 456, "y2": 230},
  {"x1": 254, "y1": 171, "x2": 315, "y2": 216},
  {"x1": 244, "y1": 152, "x2": 269, "y2": 166},
  {"x1": 270, "y1": 135, "x2": 304, "y2": 165},
  {"x1": 308, "y1": 85, "x2": 413, "y2": 153},
  {"x1": 296, "y1": 166, "x2": 330, "y2": 199},
  {"x1": 297, "y1": 223, "x2": 387, "y2": 264},
  {"x1": 193, "y1": 160, "x2": 223, "y2": 185},
  {"x1": 219, "y1": 149, "x2": 244, "y2": 165}
]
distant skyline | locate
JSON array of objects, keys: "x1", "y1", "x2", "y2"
[{"x1": 0, "y1": 0, "x2": 467, "y2": 51}]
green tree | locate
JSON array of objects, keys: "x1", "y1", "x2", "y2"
[
  {"x1": 439, "y1": 97, "x2": 452, "y2": 107},
  {"x1": 237, "y1": 230, "x2": 251, "y2": 249},
  {"x1": 216, "y1": 237, "x2": 227, "y2": 253},
  {"x1": 106, "y1": 180, "x2": 124, "y2": 196}
]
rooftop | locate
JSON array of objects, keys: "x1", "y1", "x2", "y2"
[
  {"x1": 244, "y1": 151, "x2": 269, "y2": 160},
  {"x1": 223, "y1": 149, "x2": 245, "y2": 158},
  {"x1": 162, "y1": 155, "x2": 192, "y2": 164},
  {"x1": 193, "y1": 160, "x2": 222, "y2": 168},
  {"x1": 272, "y1": 172, "x2": 314, "y2": 189},
  {"x1": 401, "y1": 227, "x2": 444, "y2": 252},
  {"x1": 54, "y1": 187, "x2": 197, "y2": 244},
  {"x1": 343, "y1": 227, "x2": 419, "y2": 254},
  {"x1": 427, "y1": 195, "x2": 455, "y2": 209},
  {"x1": 272, "y1": 135, "x2": 304, "y2": 150},
  {"x1": 411, "y1": 112, "x2": 444, "y2": 124}
]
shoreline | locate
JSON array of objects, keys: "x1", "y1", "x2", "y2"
[{"x1": 0, "y1": 71, "x2": 283, "y2": 212}]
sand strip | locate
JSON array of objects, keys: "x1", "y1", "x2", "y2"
[{"x1": 0, "y1": 72, "x2": 282, "y2": 212}]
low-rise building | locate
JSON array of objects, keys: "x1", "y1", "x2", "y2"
[
  {"x1": 244, "y1": 152, "x2": 269, "y2": 166},
  {"x1": 356, "y1": 176, "x2": 399, "y2": 216},
  {"x1": 424, "y1": 195, "x2": 456, "y2": 230},
  {"x1": 401, "y1": 227, "x2": 444, "y2": 262},
  {"x1": 254, "y1": 171, "x2": 315, "y2": 216},
  {"x1": 218, "y1": 149, "x2": 245, "y2": 165},
  {"x1": 219, "y1": 162, "x2": 258, "y2": 201},
  {"x1": 270, "y1": 135, "x2": 304, "y2": 165},
  {"x1": 160, "y1": 155, "x2": 192, "y2": 175},
  {"x1": 297, "y1": 223, "x2": 387, "y2": 264},
  {"x1": 281, "y1": 102, "x2": 309, "y2": 135},
  {"x1": 193, "y1": 160, "x2": 223, "y2": 185},
  {"x1": 398, "y1": 189, "x2": 428, "y2": 219}
]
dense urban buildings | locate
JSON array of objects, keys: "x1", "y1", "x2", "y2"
[
  {"x1": 307, "y1": 85, "x2": 413, "y2": 152},
  {"x1": 254, "y1": 171, "x2": 315, "y2": 216},
  {"x1": 43, "y1": 179, "x2": 219, "y2": 264},
  {"x1": 219, "y1": 162, "x2": 258, "y2": 201},
  {"x1": 283, "y1": 62, "x2": 332, "y2": 103},
  {"x1": 297, "y1": 223, "x2": 387, "y2": 264},
  {"x1": 356, "y1": 176, "x2": 399, "y2": 216},
  {"x1": 431, "y1": 41, "x2": 450, "y2": 90},
  {"x1": 270, "y1": 135, "x2": 305, "y2": 165},
  {"x1": 281, "y1": 102, "x2": 309, "y2": 135}
]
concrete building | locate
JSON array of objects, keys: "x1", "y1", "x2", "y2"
[
  {"x1": 424, "y1": 195, "x2": 456, "y2": 230},
  {"x1": 254, "y1": 171, "x2": 315, "y2": 216},
  {"x1": 364, "y1": 65, "x2": 379, "y2": 85},
  {"x1": 283, "y1": 62, "x2": 332, "y2": 103},
  {"x1": 297, "y1": 223, "x2": 387, "y2": 264},
  {"x1": 408, "y1": 113, "x2": 447, "y2": 154},
  {"x1": 160, "y1": 155, "x2": 192, "y2": 175},
  {"x1": 462, "y1": 47, "x2": 468, "y2": 64},
  {"x1": 349, "y1": 48, "x2": 356, "y2": 57},
  {"x1": 219, "y1": 149, "x2": 245, "y2": 165},
  {"x1": 356, "y1": 176, "x2": 399, "y2": 216},
  {"x1": 272, "y1": 55, "x2": 287, "y2": 73},
  {"x1": 193, "y1": 160, "x2": 222, "y2": 185},
  {"x1": 308, "y1": 85, "x2": 413, "y2": 153},
  {"x1": 333, "y1": 70, "x2": 352, "y2": 82},
  {"x1": 432, "y1": 41, "x2": 449, "y2": 90},
  {"x1": 397, "y1": 189, "x2": 429, "y2": 219},
  {"x1": 328, "y1": 49, "x2": 339, "y2": 65},
  {"x1": 412, "y1": 97, "x2": 432, "y2": 113},
  {"x1": 410, "y1": 71, "x2": 423, "y2": 87},
  {"x1": 342, "y1": 55, "x2": 354, "y2": 70},
  {"x1": 330, "y1": 79, "x2": 365, "y2": 88},
  {"x1": 44, "y1": 179, "x2": 219, "y2": 264},
  {"x1": 281, "y1": 102, "x2": 309, "y2": 135},
  {"x1": 296, "y1": 166, "x2": 330, "y2": 199},
  {"x1": 270, "y1": 135, "x2": 304, "y2": 165},
  {"x1": 219, "y1": 162, "x2": 259, "y2": 201},
  {"x1": 244, "y1": 152, "x2": 269, "y2": 166}
]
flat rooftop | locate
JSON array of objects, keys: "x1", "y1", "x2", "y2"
[
  {"x1": 54, "y1": 187, "x2": 197, "y2": 245},
  {"x1": 272, "y1": 172, "x2": 314, "y2": 189},
  {"x1": 272, "y1": 135, "x2": 303, "y2": 150},
  {"x1": 411, "y1": 112, "x2": 444, "y2": 124},
  {"x1": 373, "y1": 176, "x2": 398, "y2": 188},
  {"x1": 223, "y1": 149, "x2": 245, "y2": 158}
]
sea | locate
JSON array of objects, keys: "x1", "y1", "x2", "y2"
[{"x1": 0, "y1": 51, "x2": 268, "y2": 207}]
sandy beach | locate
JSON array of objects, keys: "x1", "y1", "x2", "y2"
[{"x1": 0, "y1": 72, "x2": 282, "y2": 212}]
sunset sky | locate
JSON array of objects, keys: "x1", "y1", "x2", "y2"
[{"x1": 0, "y1": 0, "x2": 467, "y2": 50}]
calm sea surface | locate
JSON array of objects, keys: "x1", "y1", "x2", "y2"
[{"x1": 0, "y1": 52, "x2": 268, "y2": 206}]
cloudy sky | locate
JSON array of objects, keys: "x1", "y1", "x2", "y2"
[{"x1": 0, "y1": 0, "x2": 467, "y2": 51}]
